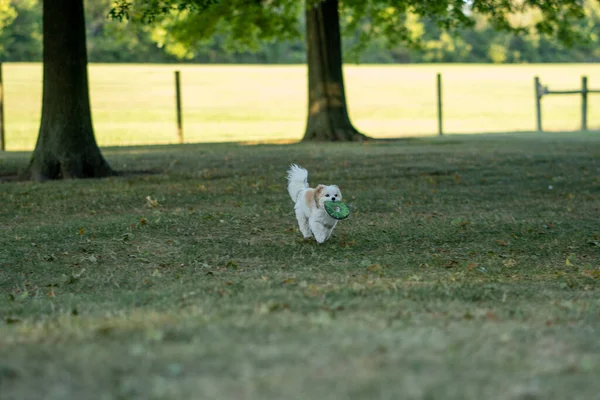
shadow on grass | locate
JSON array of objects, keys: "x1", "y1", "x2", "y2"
[
  {"x1": 0, "y1": 168, "x2": 162, "y2": 184},
  {"x1": 2, "y1": 129, "x2": 599, "y2": 182}
]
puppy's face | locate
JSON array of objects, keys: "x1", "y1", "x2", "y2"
[{"x1": 315, "y1": 184, "x2": 342, "y2": 208}]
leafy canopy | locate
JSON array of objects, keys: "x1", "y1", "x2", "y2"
[
  {"x1": 110, "y1": 0, "x2": 591, "y2": 53},
  {"x1": 110, "y1": 0, "x2": 302, "y2": 52}
]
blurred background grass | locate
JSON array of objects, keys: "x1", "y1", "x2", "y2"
[{"x1": 4, "y1": 63, "x2": 600, "y2": 150}]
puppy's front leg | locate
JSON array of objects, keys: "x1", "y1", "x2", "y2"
[
  {"x1": 325, "y1": 223, "x2": 337, "y2": 240},
  {"x1": 295, "y1": 209, "x2": 312, "y2": 238},
  {"x1": 309, "y1": 220, "x2": 328, "y2": 244}
]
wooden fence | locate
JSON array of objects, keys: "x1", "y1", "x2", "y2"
[
  {"x1": 1, "y1": 68, "x2": 599, "y2": 150},
  {"x1": 534, "y1": 75, "x2": 600, "y2": 132},
  {"x1": 0, "y1": 63, "x2": 5, "y2": 151}
]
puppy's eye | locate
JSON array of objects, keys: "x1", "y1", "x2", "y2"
[{"x1": 325, "y1": 194, "x2": 330, "y2": 197}]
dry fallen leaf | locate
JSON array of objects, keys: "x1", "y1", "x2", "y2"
[
  {"x1": 145, "y1": 196, "x2": 160, "y2": 208},
  {"x1": 503, "y1": 259, "x2": 517, "y2": 267},
  {"x1": 485, "y1": 311, "x2": 499, "y2": 321},
  {"x1": 565, "y1": 257, "x2": 574, "y2": 267}
]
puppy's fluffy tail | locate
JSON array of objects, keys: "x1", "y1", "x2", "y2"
[{"x1": 286, "y1": 164, "x2": 308, "y2": 202}]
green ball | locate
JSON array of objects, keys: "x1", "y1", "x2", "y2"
[{"x1": 324, "y1": 201, "x2": 350, "y2": 220}]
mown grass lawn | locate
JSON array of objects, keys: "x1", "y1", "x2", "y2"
[{"x1": 1, "y1": 132, "x2": 600, "y2": 399}]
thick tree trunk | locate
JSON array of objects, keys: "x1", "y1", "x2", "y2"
[
  {"x1": 302, "y1": 0, "x2": 367, "y2": 142},
  {"x1": 27, "y1": 0, "x2": 114, "y2": 180}
]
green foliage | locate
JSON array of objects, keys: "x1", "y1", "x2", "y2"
[
  {"x1": 110, "y1": 0, "x2": 303, "y2": 54},
  {"x1": 1, "y1": 0, "x2": 600, "y2": 63},
  {"x1": 0, "y1": 0, "x2": 17, "y2": 34},
  {"x1": 85, "y1": 0, "x2": 179, "y2": 63},
  {"x1": 0, "y1": 0, "x2": 180, "y2": 62},
  {"x1": 111, "y1": 0, "x2": 593, "y2": 52},
  {"x1": 0, "y1": 0, "x2": 41, "y2": 61}
]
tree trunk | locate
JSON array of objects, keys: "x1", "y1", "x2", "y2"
[
  {"x1": 26, "y1": 0, "x2": 114, "y2": 180},
  {"x1": 302, "y1": 0, "x2": 367, "y2": 142}
]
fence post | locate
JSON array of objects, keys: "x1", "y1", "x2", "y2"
[
  {"x1": 534, "y1": 76, "x2": 542, "y2": 132},
  {"x1": 175, "y1": 70, "x2": 183, "y2": 144},
  {"x1": 436, "y1": 73, "x2": 443, "y2": 136},
  {"x1": 0, "y1": 62, "x2": 5, "y2": 151},
  {"x1": 581, "y1": 76, "x2": 588, "y2": 131}
]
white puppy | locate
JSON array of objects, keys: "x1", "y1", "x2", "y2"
[{"x1": 286, "y1": 164, "x2": 342, "y2": 244}]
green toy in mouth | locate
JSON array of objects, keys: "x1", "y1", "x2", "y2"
[{"x1": 324, "y1": 201, "x2": 350, "y2": 220}]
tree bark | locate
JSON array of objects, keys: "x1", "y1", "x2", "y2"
[
  {"x1": 302, "y1": 0, "x2": 367, "y2": 142},
  {"x1": 26, "y1": 0, "x2": 114, "y2": 180}
]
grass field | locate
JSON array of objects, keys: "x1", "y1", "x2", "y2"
[
  {"x1": 1, "y1": 132, "x2": 600, "y2": 399},
  {"x1": 3, "y1": 63, "x2": 600, "y2": 150}
]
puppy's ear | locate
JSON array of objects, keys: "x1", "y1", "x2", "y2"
[{"x1": 314, "y1": 184, "x2": 325, "y2": 206}]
